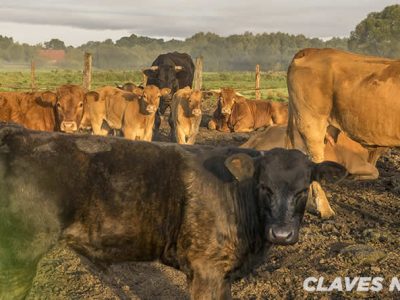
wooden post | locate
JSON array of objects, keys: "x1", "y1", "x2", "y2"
[
  {"x1": 193, "y1": 56, "x2": 203, "y2": 90},
  {"x1": 83, "y1": 52, "x2": 92, "y2": 90},
  {"x1": 30, "y1": 60, "x2": 36, "y2": 92},
  {"x1": 255, "y1": 64, "x2": 261, "y2": 100}
]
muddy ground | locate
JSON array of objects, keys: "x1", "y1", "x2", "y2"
[{"x1": 27, "y1": 109, "x2": 400, "y2": 299}]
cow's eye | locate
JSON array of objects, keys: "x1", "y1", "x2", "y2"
[
  {"x1": 78, "y1": 102, "x2": 83, "y2": 108},
  {"x1": 258, "y1": 184, "x2": 273, "y2": 195},
  {"x1": 56, "y1": 103, "x2": 62, "y2": 109}
]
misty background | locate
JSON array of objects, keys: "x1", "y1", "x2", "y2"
[{"x1": 0, "y1": 2, "x2": 399, "y2": 71}]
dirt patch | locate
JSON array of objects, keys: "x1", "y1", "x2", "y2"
[{"x1": 27, "y1": 113, "x2": 400, "y2": 299}]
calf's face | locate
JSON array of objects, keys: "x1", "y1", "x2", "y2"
[
  {"x1": 133, "y1": 85, "x2": 171, "y2": 114},
  {"x1": 213, "y1": 88, "x2": 240, "y2": 116},
  {"x1": 187, "y1": 91, "x2": 203, "y2": 117},
  {"x1": 225, "y1": 149, "x2": 347, "y2": 245},
  {"x1": 56, "y1": 94, "x2": 84, "y2": 133}
]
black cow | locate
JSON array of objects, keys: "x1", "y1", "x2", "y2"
[
  {"x1": 0, "y1": 124, "x2": 346, "y2": 299},
  {"x1": 143, "y1": 52, "x2": 195, "y2": 131}
]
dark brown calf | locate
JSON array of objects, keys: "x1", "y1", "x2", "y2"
[{"x1": 0, "y1": 124, "x2": 346, "y2": 299}]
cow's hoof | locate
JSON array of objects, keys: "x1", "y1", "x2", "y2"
[
  {"x1": 319, "y1": 208, "x2": 336, "y2": 219},
  {"x1": 207, "y1": 121, "x2": 216, "y2": 130}
]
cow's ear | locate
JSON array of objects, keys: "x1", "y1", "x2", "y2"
[
  {"x1": 41, "y1": 91, "x2": 57, "y2": 106},
  {"x1": 85, "y1": 91, "x2": 100, "y2": 102},
  {"x1": 160, "y1": 88, "x2": 171, "y2": 97},
  {"x1": 225, "y1": 153, "x2": 255, "y2": 181},
  {"x1": 143, "y1": 68, "x2": 157, "y2": 78},
  {"x1": 312, "y1": 161, "x2": 347, "y2": 184},
  {"x1": 132, "y1": 87, "x2": 144, "y2": 97}
]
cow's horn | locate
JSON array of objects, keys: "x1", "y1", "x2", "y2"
[
  {"x1": 150, "y1": 66, "x2": 159, "y2": 71},
  {"x1": 210, "y1": 89, "x2": 221, "y2": 93},
  {"x1": 175, "y1": 66, "x2": 183, "y2": 71}
]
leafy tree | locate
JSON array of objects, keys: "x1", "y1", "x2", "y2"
[
  {"x1": 348, "y1": 4, "x2": 400, "y2": 57},
  {"x1": 44, "y1": 39, "x2": 66, "y2": 50}
]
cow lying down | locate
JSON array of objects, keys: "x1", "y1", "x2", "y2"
[{"x1": 0, "y1": 124, "x2": 346, "y2": 299}]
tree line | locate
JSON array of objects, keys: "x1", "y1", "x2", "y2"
[{"x1": 0, "y1": 4, "x2": 398, "y2": 71}]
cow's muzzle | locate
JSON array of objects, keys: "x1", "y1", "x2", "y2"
[
  {"x1": 221, "y1": 107, "x2": 231, "y2": 115},
  {"x1": 267, "y1": 225, "x2": 298, "y2": 245},
  {"x1": 146, "y1": 105, "x2": 157, "y2": 114},
  {"x1": 61, "y1": 121, "x2": 78, "y2": 133},
  {"x1": 192, "y1": 108, "x2": 202, "y2": 117}
]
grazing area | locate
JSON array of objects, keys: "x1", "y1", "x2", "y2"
[{"x1": 0, "y1": 70, "x2": 288, "y2": 101}]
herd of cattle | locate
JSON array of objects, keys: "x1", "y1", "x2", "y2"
[{"x1": 0, "y1": 48, "x2": 398, "y2": 299}]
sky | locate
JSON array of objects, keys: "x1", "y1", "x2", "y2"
[{"x1": 0, "y1": 0, "x2": 398, "y2": 46}]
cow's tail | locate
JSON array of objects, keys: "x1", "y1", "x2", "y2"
[{"x1": 285, "y1": 100, "x2": 295, "y2": 149}]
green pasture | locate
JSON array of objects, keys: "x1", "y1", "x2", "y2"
[{"x1": 0, "y1": 70, "x2": 288, "y2": 101}]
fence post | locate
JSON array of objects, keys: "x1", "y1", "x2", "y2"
[
  {"x1": 255, "y1": 64, "x2": 261, "y2": 100},
  {"x1": 83, "y1": 52, "x2": 92, "y2": 90},
  {"x1": 193, "y1": 56, "x2": 203, "y2": 90},
  {"x1": 31, "y1": 60, "x2": 36, "y2": 92}
]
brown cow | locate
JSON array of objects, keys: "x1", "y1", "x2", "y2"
[
  {"x1": 287, "y1": 48, "x2": 397, "y2": 217},
  {"x1": 208, "y1": 88, "x2": 288, "y2": 132},
  {"x1": 123, "y1": 85, "x2": 171, "y2": 141},
  {"x1": 169, "y1": 87, "x2": 203, "y2": 145},
  {"x1": 56, "y1": 84, "x2": 87, "y2": 133},
  {"x1": 85, "y1": 85, "x2": 170, "y2": 141},
  {"x1": 0, "y1": 91, "x2": 58, "y2": 131},
  {"x1": 242, "y1": 125, "x2": 379, "y2": 180}
]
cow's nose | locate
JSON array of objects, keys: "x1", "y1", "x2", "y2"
[
  {"x1": 61, "y1": 121, "x2": 78, "y2": 133},
  {"x1": 221, "y1": 107, "x2": 231, "y2": 115},
  {"x1": 146, "y1": 105, "x2": 157, "y2": 114},
  {"x1": 192, "y1": 109, "x2": 202, "y2": 116},
  {"x1": 268, "y1": 227, "x2": 297, "y2": 245}
]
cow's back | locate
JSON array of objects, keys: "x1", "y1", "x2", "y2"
[
  {"x1": 0, "y1": 126, "x2": 191, "y2": 263},
  {"x1": 241, "y1": 125, "x2": 306, "y2": 152},
  {"x1": 288, "y1": 48, "x2": 400, "y2": 146}
]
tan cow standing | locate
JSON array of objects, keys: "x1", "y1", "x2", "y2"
[
  {"x1": 287, "y1": 48, "x2": 396, "y2": 218},
  {"x1": 85, "y1": 85, "x2": 170, "y2": 141},
  {"x1": 208, "y1": 88, "x2": 288, "y2": 132},
  {"x1": 169, "y1": 87, "x2": 203, "y2": 145},
  {"x1": 0, "y1": 91, "x2": 58, "y2": 131}
]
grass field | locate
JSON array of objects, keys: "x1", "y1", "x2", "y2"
[{"x1": 0, "y1": 70, "x2": 288, "y2": 101}]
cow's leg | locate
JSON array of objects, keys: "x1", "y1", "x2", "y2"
[
  {"x1": 143, "y1": 128, "x2": 153, "y2": 142},
  {"x1": 187, "y1": 134, "x2": 197, "y2": 145},
  {"x1": 190, "y1": 271, "x2": 231, "y2": 300},
  {"x1": 208, "y1": 118, "x2": 217, "y2": 130},
  {"x1": 122, "y1": 127, "x2": 136, "y2": 141},
  {"x1": 306, "y1": 181, "x2": 335, "y2": 219},
  {"x1": 232, "y1": 118, "x2": 253, "y2": 133},
  {"x1": 295, "y1": 112, "x2": 327, "y2": 163},
  {"x1": 367, "y1": 147, "x2": 389, "y2": 166},
  {"x1": 175, "y1": 126, "x2": 187, "y2": 144}
]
